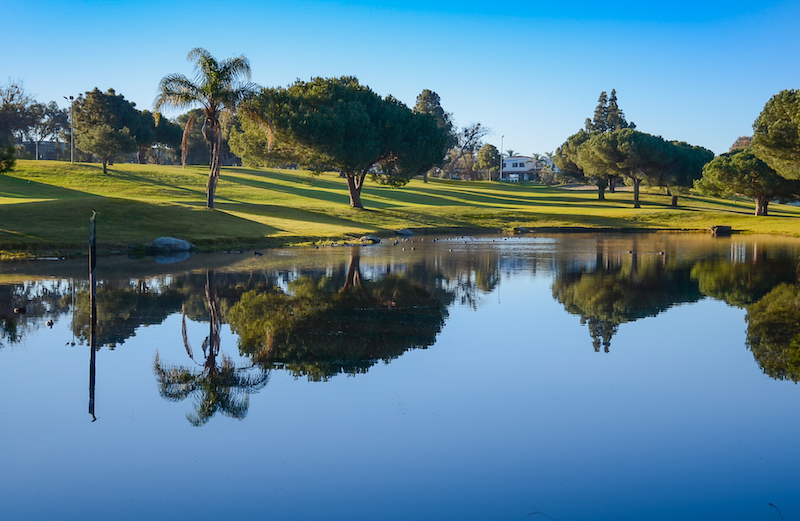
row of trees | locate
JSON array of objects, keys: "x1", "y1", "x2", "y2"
[
  {"x1": 695, "y1": 90, "x2": 800, "y2": 215},
  {"x1": 555, "y1": 89, "x2": 800, "y2": 214},
  {"x1": 0, "y1": 80, "x2": 69, "y2": 172},
  {"x1": 555, "y1": 90, "x2": 713, "y2": 207}
]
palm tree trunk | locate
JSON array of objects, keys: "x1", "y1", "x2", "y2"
[
  {"x1": 206, "y1": 121, "x2": 222, "y2": 209},
  {"x1": 633, "y1": 177, "x2": 641, "y2": 208}
]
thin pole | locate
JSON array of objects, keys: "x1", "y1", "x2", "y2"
[
  {"x1": 89, "y1": 210, "x2": 97, "y2": 421},
  {"x1": 500, "y1": 135, "x2": 504, "y2": 181},
  {"x1": 70, "y1": 96, "x2": 74, "y2": 164}
]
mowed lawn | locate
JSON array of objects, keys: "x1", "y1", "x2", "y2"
[{"x1": 1, "y1": 160, "x2": 799, "y2": 252}]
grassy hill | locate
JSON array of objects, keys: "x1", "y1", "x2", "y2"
[{"x1": 1, "y1": 160, "x2": 799, "y2": 256}]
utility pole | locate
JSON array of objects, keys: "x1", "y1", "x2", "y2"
[{"x1": 63, "y1": 95, "x2": 74, "y2": 163}]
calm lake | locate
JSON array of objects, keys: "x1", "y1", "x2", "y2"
[{"x1": 1, "y1": 233, "x2": 799, "y2": 521}]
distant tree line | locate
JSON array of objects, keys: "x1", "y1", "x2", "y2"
[{"x1": 554, "y1": 88, "x2": 800, "y2": 214}]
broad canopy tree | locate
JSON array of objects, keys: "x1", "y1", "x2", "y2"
[
  {"x1": 73, "y1": 88, "x2": 140, "y2": 174},
  {"x1": 576, "y1": 129, "x2": 675, "y2": 208},
  {"x1": 154, "y1": 48, "x2": 258, "y2": 209},
  {"x1": 694, "y1": 147, "x2": 799, "y2": 216},
  {"x1": 751, "y1": 89, "x2": 800, "y2": 181},
  {"x1": 238, "y1": 76, "x2": 449, "y2": 208}
]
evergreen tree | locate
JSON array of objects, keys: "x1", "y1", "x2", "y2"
[
  {"x1": 73, "y1": 88, "x2": 139, "y2": 173},
  {"x1": 585, "y1": 91, "x2": 608, "y2": 132},
  {"x1": 606, "y1": 89, "x2": 635, "y2": 130}
]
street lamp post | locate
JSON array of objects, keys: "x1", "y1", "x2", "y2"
[
  {"x1": 500, "y1": 135, "x2": 504, "y2": 181},
  {"x1": 63, "y1": 95, "x2": 74, "y2": 163}
]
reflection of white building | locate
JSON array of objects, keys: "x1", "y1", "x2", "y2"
[{"x1": 501, "y1": 156, "x2": 537, "y2": 181}]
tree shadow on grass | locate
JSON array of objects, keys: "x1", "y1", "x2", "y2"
[
  {"x1": 104, "y1": 168, "x2": 204, "y2": 199},
  {"x1": 223, "y1": 174, "x2": 349, "y2": 206},
  {"x1": 213, "y1": 201, "x2": 380, "y2": 232}
]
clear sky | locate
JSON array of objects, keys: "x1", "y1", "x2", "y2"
[{"x1": 3, "y1": 0, "x2": 799, "y2": 156}]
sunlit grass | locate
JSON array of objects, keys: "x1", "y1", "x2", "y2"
[{"x1": 2, "y1": 159, "x2": 799, "y2": 253}]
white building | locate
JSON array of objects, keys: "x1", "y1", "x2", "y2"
[{"x1": 500, "y1": 156, "x2": 538, "y2": 182}]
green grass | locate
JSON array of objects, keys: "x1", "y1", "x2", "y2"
[{"x1": 2, "y1": 159, "x2": 799, "y2": 255}]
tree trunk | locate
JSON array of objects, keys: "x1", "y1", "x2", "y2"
[
  {"x1": 137, "y1": 146, "x2": 148, "y2": 164},
  {"x1": 597, "y1": 177, "x2": 607, "y2": 200},
  {"x1": 633, "y1": 177, "x2": 641, "y2": 208},
  {"x1": 102, "y1": 158, "x2": 108, "y2": 175},
  {"x1": 609, "y1": 176, "x2": 616, "y2": 192},
  {"x1": 423, "y1": 170, "x2": 428, "y2": 183},
  {"x1": 754, "y1": 196, "x2": 769, "y2": 216},
  {"x1": 671, "y1": 195, "x2": 678, "y2": 207},
  {"x1": 206, "y1": 121, "x2": 222, "y2": 209},
  {"x1": 346, "y1": 174, "x2": 364, "y2": 209}
]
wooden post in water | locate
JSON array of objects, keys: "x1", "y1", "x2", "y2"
[{"x1": 89, "y1": 210, "x2": 97, "y2": 422}]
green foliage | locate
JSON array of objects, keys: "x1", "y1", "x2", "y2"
[
  {"x1": 577, "y1": 129, "x2": 676, "y2": 207},
  {"x1": 155, "y1": 47, "x2": 256, "y2": 208},
  {"x1": 585, "y1": 89, "x2": 634, "y2": 133},
  {"x1": 746, "y1": 283, "x2": 800, "y2": 382},
  {"x1": 238, "y1": 76, "x2": 449, "y2": 207},
  {"x1": 553, "y1": 254, "x2": 700, "y2": 351},
  {"x1": 752, "y1": 89, "x2": 800, "y2": 181},
  {"x1": 228, "y1": 253, "x2": 453, "y2": 381},
  {"x1": 27, "y1": 101, "x2": 69, "y2": 155},
  {"x1": 0, "y1": 80, "x2": 35, "y2": 147},
  {"x1": 0, "y1": 145, "x2": 14, "y2": 173},
  {"x1": 691, "y1": 256, "x2": 798, "y2": 308},
  {"x1": 695, "y1": 147, "x2": 799, "y2": 216},
  {"x1": 73, "y1": 88, "x2": 139, "y2": 173},
  {"x1": 475, "y1": 143, "x2": 501, "y2": 180}
]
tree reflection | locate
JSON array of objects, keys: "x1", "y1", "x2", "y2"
[
  {"x1": 746, "y1": 282, "x2": 800, "y2": 382},
  {"x1": 690, "y1": 245, "x2": 798, "y2": 308},
  {"x1": 153, "y1": 271, "x2": 269, "y2": 426},
  {"x1": 553, "y1": 250, "x2": 701, "y2": 351},
  {"x1": 228, "y1": 249, "x2": 454, "y2": 381}
]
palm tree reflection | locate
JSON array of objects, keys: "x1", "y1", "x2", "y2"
[{"x1": 153, "y1": 270, "x2": 269, "y2": 426}]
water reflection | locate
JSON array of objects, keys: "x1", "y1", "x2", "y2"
[
  {"x1": 552, "y1": 248, "x2": 701, "y2": 352},
  {"x1": 228, "y1": 248, "x2": 454, "y2": 381},
  {"x1": 1, "y1": 234, "x2": 799, "y2": 426},
  {"x1": 153, "y1": 271, "x2": 269, "y2": 426},
  {"x1": 746, "y1": 282, "x2": 800, "y2": 382}
]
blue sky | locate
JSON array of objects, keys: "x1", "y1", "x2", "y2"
[{"x1": 3, "y1": 0, "x2": 799, "y2": 156}]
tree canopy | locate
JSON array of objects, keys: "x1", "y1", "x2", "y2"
[
  {"x1": 695, "y1": 147, "x2": 799, "y2": 216},
  {"x1": 585, "y1": 89, "x2": 635, "y2": 133},
  {"x1": 752, "y1": 89, "x2": 800, "y2": 181},
  {"x1": 746, "y1": 283, "x2": 800, "y2": 382},
  {"x1": 576, "y1": 128, "x2": 675, "y2": 208},
  {"x1": 237, "y1": 76, "x2": 449, "y2": 208},
  {"x1": 73, "y1": 88, "x2": 140, "y2": 174},
  {"x1": 154, "y1": 47, "x2": 257, "y2": 208},
  {"x1": 475, "y1": 143, "x2": 501, "y2": 180}
]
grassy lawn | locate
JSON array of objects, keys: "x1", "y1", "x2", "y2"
[{"x1": 1, "y1": 159, "x2": 799, "y2": 255}]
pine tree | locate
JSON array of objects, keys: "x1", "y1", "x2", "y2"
[
  {"x1": 585, "y1": 91, "x2": 608, "y2": 132},
  {"x1": 606, "y1": 89, "x2": 635, "y2": 131}
]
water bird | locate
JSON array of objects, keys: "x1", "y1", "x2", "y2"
[
  {"x1": 13, "y1": 306, "x2": 26, "y2": 314},
  {"x1": 46, "y1": 320, "x2": 54, "y2": 328},
  {"x1": 254, "y1": 250, "x2": 263, "y2": 256}
]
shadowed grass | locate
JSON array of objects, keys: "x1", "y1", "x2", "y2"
[{"x1": 2, "y1": 160, "x2": 799, "y2": 254}]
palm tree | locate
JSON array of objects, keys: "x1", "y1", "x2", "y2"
[
  {"x1": 154, "y1": 48, "x2": 258, "y2": 209},
  {"x1": 153, "y1": 271, "x2": 269, "y2": 426}
]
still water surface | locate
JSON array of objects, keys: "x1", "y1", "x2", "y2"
[{"x1": 1, "y1": 233, "x2": 799, "y2": 520}]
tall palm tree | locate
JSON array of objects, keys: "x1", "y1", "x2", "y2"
[
  {"x1": 153, "y1": 271, "x2": 269, "y2": 426},
  {"x1": 154, "y1": 48, "x2": 258, "y2": 209}
]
